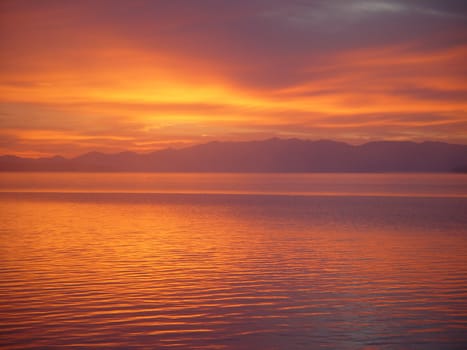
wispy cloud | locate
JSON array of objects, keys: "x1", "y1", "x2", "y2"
[{"x1": 0, "y1": 0, "x2": 466, "y2": 156}]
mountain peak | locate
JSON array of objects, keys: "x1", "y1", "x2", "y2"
[{"x1": 1, "y1": 139, "x2": 466, "y2": 172}]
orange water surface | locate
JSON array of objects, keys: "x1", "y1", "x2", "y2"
[{"x1": 0, "y1": 173, "x2": 466, "y2": 349}]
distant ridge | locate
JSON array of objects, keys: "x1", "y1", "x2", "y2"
[{"x1": 1, "y1": 139, "x2": 467, "y2": 172}]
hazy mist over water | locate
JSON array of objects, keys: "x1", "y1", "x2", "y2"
[
  {"x1": 0, "y1": 173, "x2": 466, "y2": 349},
  {"x1": 1, "y1": 172, "x2": 467, "y2": 197}
]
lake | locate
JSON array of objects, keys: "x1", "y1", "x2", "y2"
[{"x1": 0, "y1": 173, "x2": 466, "y2": 349}]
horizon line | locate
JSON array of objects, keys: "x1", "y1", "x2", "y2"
[{"x1": 2, "y1": 137, "x2": 467, "y2": 160}]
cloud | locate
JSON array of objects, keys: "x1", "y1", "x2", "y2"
[{"x1": 0, "y1": 0, "x2": 466, "y2": 156}]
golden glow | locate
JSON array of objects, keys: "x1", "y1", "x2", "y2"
[{"x1": 0, "y1": 1, "x2": 466, "y2": 156}]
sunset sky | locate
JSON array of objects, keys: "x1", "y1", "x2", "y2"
[{"x1": 1, "y1": 0, "x2": 466, "y2": 157}]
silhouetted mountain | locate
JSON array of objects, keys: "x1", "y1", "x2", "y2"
[
  {"x1": 453, "y1": 165, "x2": 467, "y2": 173},
  {"x1": 1, "y1": 139, "x2": 467, "y2": 172}
]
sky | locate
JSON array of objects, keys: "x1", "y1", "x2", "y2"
[{"x1": 1, "y1": 0, "x2": 466, "y2": 157}]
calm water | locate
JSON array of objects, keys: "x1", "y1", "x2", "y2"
[{"x1": 0, "y1": 173, "x2": 466, "y2": 349}]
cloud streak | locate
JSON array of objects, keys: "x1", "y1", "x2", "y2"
[{"x1": 0, "y1": 0, "x2": 466, "y2": 156}]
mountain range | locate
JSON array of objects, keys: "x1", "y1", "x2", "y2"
[{"x1": 1, "y1": 139, "x2": 467, "y2": 172}]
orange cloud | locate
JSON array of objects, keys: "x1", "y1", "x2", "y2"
[{"x1": 0, "y1": 0, "x2": 466, "y2": 156}]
